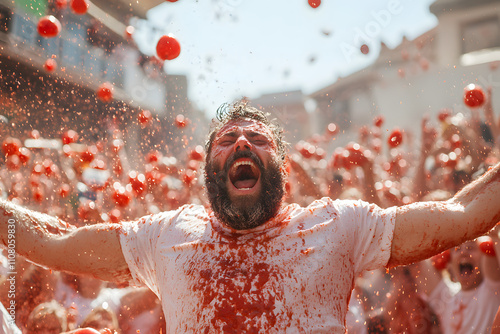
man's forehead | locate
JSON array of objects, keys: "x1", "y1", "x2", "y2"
[{"x1": 215, "y1": 119, "x2": 274, "y2": 138}]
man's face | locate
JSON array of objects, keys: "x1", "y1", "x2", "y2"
[
  {"x1": 205, "y1": 119, "x2": 285, "y2": 230},
  {"x1": 448, "y1": 241, "x2": 483, "y2": 291}
]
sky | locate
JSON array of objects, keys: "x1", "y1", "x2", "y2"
[{"x1": 133, "y1": 0, "x2": 438, "y2": 117}]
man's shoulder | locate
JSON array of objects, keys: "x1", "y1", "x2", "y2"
[
  {"x1": 150, "y1": 204, "x2": 210, "y2": 226},
  {"x1": 125, "y1": 204, "x2": 209, "y2": 230}
]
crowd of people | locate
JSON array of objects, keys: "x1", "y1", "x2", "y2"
[{"x1": 0, "y1": 86, "x2": 499, "y2": 333}]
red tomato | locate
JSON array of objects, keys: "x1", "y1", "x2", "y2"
[
  {"x1": 33, "y1": 188, "x2": 44, "y2": 203},
  {"x1": 58, "y1": 184, "x2": 71, "y2": 198},
  {"x1": 431, "y1": 249, "x2": 451, "y2": 271},
  {"x1": 96, "y1": 82, "x2": 113, "y2": 103},
  {"x1": 174, "y1": 114, "x2": 188, "y2": 128},
  {"x1": 70, "y1": 0, "x2": 90, "y2": 14},
  {"x1": 43, "y1": 58, "x2": 57, "y2": 72},
  {"x1": 308, "y1": 0, "x2": 320, "y2": 8},
  {"x1": 326, "y1": 123, "x2": 338, "y2": 136},
  {"x1": 99, "y1": 328, "x2": 113, "y2": 334},
  {"x1": 360, "y1": 44, "x2": 369, "y2": 55},
  {"x1": 479, "y1": 237, "x2": 496, "y2": 256},
  {"x1": 387, "y1": 129, "x2": 403, "y2": 148},
  {"x1": 62, "y1": 130, "x2": 79, "y2": 145},
  {"x1": 146, "y1": 150, "x2": 162, "y2": 163},
  {"x1": 81, "y1": 146, "x2": 97, "y2": 163},
  {"x1": 463, "y1": 84, "x2": 485, "y2": 108},
  {"x1": 138, "y1": 109, "x2": 153, "y2": 125},
  {"x1": 55, "y1": 0, "x2": 67, "y2": 9},
  {"x1": 445, "y1": 152, "x2": 458, "y2": 169},
  {"x1": 156, "y1": 35, "x2": 181, "y2": 61},
  {"x1": 345, "y1": 143, "x2": 368, "y2": 168},
  {"x1": 18, "y1": 147, "x2": 31, "y2": 164},
  {"x1": 182, "y1": 169, "x2": 196, "y2": 185},
  {"x1": 189, "y1": 145, "x2": 205, "y2": 161},
  {"x1": 37, "y1": 15, "x2": 61, "y2": 38},
  {"x1": 128, "y1": 171, "x2": 146, "y2": 195},
  {"x1": 373, "y1": 115, "x2": 384, "y2": 127},
  {"x1": 2, "y1": 137, "x2": 21, "y2": 156},
  {"x1": 437, "y1": 108, "x2": 451, "y2": 122},
  {"x1": 112, "y1": 188, "x2": 132, "y2": 207}
]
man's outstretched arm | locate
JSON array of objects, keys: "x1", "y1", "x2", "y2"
[
  {"x1": 0, "y1": 200, "x2": 131, "y2": 282},
  {"x1": 389, "y1": 162, "x2": 500, "y2": 267}
]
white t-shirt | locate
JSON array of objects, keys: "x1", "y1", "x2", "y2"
[
  {"x1": 440, "y1": 277, "x2": 500, "y2": 334},
  {"x1": 55, "y1": 281, "x2": 126, "y2": 325},
  {"x1": 120, "y1": 198, "x2": 396, "y2": 333}
]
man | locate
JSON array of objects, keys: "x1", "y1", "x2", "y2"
[
  {"x1": 1, "y1": 101, "x2": 500, "y2": 333},
  {"x1": 416, "y1": 237, "x2": 500, "y2": 334}
]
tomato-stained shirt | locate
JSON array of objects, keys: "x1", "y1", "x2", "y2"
[{"x1": 119, "y1": 198, "x2": 396, "y2": 333}]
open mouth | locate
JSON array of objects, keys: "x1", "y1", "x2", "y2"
[
  {"x1": 459, "y1": 262, "x2": 474, "y2": 275},
  {"x1": 228, "y1": 158, "x2": 261, "y2": 190}
]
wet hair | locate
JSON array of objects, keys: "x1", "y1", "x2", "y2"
[{"x1": 204, "y1": 100, "x2": 287, "y2": 162}]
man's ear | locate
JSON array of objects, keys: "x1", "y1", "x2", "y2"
[{"x1": 281, "y1": 156, "x2": 291, "y2": 176}]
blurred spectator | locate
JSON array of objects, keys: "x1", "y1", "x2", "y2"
[{"x1": 25, "y1": 300, "x2": 69, "y2": 334}]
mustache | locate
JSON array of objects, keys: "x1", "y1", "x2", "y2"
[{"x1": 222, "y1": 150, "x2": 265, "y2": 174}]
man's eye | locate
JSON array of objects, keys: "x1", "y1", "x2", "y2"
[{"x1": 253, "y1": 139, "x2": 267, "y2": 145}]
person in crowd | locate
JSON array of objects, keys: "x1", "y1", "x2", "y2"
[{"x1": 25, "y1": 300, "x2": 69, "y2": 334}]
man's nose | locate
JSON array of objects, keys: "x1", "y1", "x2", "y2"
[{"x1": 235, "y1": 135, "x2": 251, "y2": 152}]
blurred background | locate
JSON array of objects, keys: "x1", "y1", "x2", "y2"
[{"x1": 0, "y1": 0, "x2": 499, "y2": 165}]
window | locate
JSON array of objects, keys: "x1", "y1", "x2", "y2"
[{"x1": 0, "y1": 5, "x2": 12, "y2": 34}]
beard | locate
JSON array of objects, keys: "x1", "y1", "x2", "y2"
[{"x1": 204, "y1": 150, "x2": 285, "y2": 230}]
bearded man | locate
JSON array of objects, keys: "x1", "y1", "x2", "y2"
[{"x1": 2, "y1": 101, "x2": 500, "y2": 333}]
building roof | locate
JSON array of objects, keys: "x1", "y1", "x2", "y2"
[
  {"x1": 91, "y1": 0, "x2": 164, "y2": 20},
  {"x1": 251, "y1": 90, "x2": 305, "y2": 106},
  {"x1": 430, "y1": 0, "x2": 499, "y2": 16}
]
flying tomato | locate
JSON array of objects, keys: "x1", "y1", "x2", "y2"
[
  {"x1": 463, "y1": 84, "x2": 485, "y2": 108},
  {"x1": 156, "y1": 35, "x2": 181, "y2": 61},
  {"x1": 70, "y1": 0, "x2": 90, "y2": 14},
  {"x1": 37, "y1": 16, "x2": 61, "y2": 38}
]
